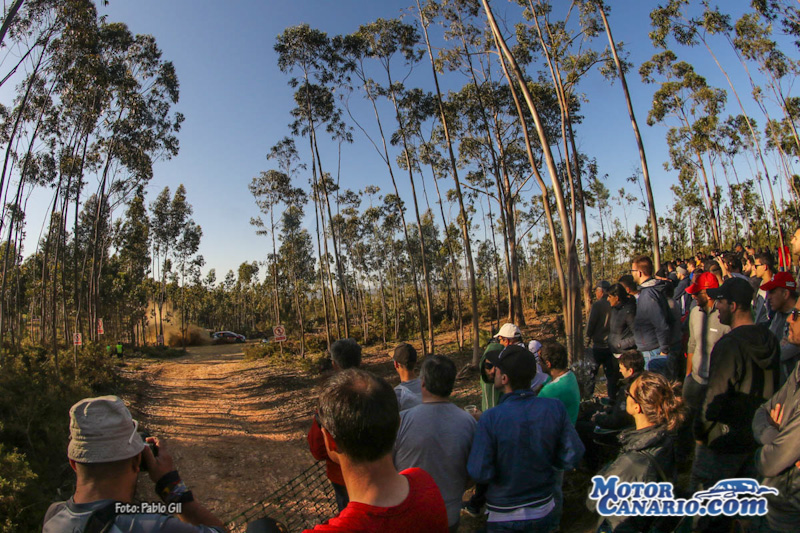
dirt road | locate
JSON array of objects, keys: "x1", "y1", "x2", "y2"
[{"x1": 125, "y1": 343, "x2": 320, "y2": 521}]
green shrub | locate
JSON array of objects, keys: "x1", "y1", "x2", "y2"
[{"x1": 0, "y1": 344, "x2": 121, "y2": 532}]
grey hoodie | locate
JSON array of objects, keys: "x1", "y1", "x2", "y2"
[{"x1": 753, "y1": 361, "x2": 800, "y2": 531}]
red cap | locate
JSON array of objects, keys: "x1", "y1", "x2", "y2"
[
  {"x1": 686, "y1": 272, "x2": 719, "y2": 294},
  {"x1": 760, "y1": 271, "x2": 797, "y2": 292}
]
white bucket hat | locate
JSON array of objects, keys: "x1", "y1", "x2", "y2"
[{"x1": 67, "y1": 395, "x2": 146, "y2": 463}]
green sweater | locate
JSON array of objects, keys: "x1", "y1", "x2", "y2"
[{"x1": 538, "y1": 371, "x2": 580, "y2": 425}]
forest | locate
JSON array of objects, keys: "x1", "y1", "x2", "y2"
[{"x1": 0, "y1": 0, "x2": 799, "y2": 530}]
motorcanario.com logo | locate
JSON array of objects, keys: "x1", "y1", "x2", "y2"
[{"x1": 589, "y1": 477, "x2": 779, "y2": 517}]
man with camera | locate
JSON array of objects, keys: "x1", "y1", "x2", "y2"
[{"x1": 42, "y1": 395, "x2": 226, "y2": 532}]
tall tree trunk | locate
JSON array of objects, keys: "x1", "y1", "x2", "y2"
[
  {"x1": 598, "y1": 4, "x2": 661, "y2": 268},
  {"x1": 417, "y1": 3, "x2": 480, "y2": 363}
]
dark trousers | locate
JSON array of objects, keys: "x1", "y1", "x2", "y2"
[{"x1": 592, "y1": 347, "x2": 621, "y2": 400}]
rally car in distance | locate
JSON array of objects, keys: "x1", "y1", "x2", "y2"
[
  {"x1": 693, "y1": 479, "x2": 778, "y2": 500},
  {"x1": 211, "y1": 331, "x2": 246, "y2": 343}
]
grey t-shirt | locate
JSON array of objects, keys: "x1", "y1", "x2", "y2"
[
  {"x1": 394, "y1": 377, "x2": 422, "y2": 411},
  {"x1": 42, "y1": 498, "x2": 224, "y2": 533},
  {"x1": 393, "y1": 402, "x2": 477, "y2": 527}
]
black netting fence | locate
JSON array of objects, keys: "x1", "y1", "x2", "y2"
[{"x1": 225, "y1": 461, "x2": 337, "y2": 533}]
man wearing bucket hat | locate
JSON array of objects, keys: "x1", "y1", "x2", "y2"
[{"x1": 42, "y1": 395, "x2": 226, "y2": 532}]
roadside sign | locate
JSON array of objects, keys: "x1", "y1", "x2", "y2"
[
  {"x1": 273, "y1": 325, "x2": 286, "y2": 342},
  {"x1": 97, "y1": 318, "x2": 104, "y2": 335},
  {"x1": 73, "y1": 333, "x2": 82, "y2": 346}
]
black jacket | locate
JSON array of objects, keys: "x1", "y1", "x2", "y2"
[
  {"x1": 695, "y1": 324, "x2": 780, "y2": 453},
  {"x1": 587, "y1": 425, "x2": 677, "y2": 532},
  {"x1": 594, "y1": 372, "x2": 640, "y2": 430},
  {"x1": 608, "y1": 299, "x2": 636, "y2": 354}
]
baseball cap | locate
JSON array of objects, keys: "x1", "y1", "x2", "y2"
[
  {"x1": 494, "y1": 323, "x2": 521, "y2": 339},
  {"x1": 393, "y1": 342, "x2": 417, "y2": 367},
  {"x1": 595, "y1": 280, "x2": 611, "y2": 291},
  {"x1": 528, "y1": 340, "x2": 542, "y2": 354},
  {"x1": 686, "y1": 272, "x2": 719, "y2": 294},
  {"x1": 67, "y1": 396, "x2": 146, "y2": 463},
  {"x1": 493, "y1": 345, "x2": 537, "y2": 383},
  {"x1": 707, "y1": 277, "x2": 754, "y2": 307},
  {"x1": 760, "y1": 272, "x2": 797, "y2": 292}
]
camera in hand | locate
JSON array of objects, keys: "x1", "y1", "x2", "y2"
[{"x1": 138, "y1": 429, "x2": 158, "y2": 470}]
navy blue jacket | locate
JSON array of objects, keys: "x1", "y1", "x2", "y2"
[
  {"x1": 633, "y1": 278, "x2": 672, "y2": 354},
  {"x1": 467, "y1": 389, "x2": 584, "y2": 513}
]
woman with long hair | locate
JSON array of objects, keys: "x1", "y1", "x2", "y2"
[{"x1": 587, "y1": 371, "x2": 686, "y2": 532}]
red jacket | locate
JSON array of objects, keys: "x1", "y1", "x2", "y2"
[{"x1": 307, "y1": 416, "x2": 344, "y2": 486}]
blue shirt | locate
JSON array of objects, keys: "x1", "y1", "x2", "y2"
[{"x1": 467, "y1": 389, "x2": 585, "y2": 513}]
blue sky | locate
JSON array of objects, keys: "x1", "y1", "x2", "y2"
[{"x1": 13, "y1": 0, "x2": 795, "y2": 280}]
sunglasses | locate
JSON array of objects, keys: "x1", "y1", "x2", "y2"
[
  {"x1": 484, "y1": 361, "x2": 495, "y2": 370},
  {"x1": 625, "y1": 389, "x2": 639, "y2": 405},
  {"x1": 790, "y1": 309, "x2": 800, "y2": 321}
]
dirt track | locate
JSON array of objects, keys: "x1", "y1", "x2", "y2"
[{"x1": 125, "y1": 343, "x2": 320, "y2": 520}]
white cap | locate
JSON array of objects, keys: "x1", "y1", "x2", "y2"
[
  {"x1": 495, "y1": 323, "x2": 521, "y2": 339},
  {"x1": 528, "y1": 340, "x2": 542, "y2": 354}
]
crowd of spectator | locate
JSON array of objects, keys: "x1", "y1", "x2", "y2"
[{"x1": 41, "y1": 226, "x2": 800, "y2": 532}]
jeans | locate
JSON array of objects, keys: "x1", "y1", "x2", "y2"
[
  {"x1": 486, "y1": 510, "x2": 557, "y2": 532},
  {"x1": 552, "y1": 470, "x2": 563, "y2": 530}
]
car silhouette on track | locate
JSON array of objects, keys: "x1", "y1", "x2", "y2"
[
  {"x1": 211, "y1": 331, "x2": 246, "y2": 343},
  {"x1": 693, "y1": 479, "x2": 779, "y2": 500}
]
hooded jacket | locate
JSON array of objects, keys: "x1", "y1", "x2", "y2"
[
  {"x1": 586, "y1": 425, "x2": 676, "y2": 532},
  {"x1": 695, "y1": 324, "x2": 780, "y2": 453},
  {"x1": 608, "y1": 299, "x2": 636, "y2": 354},
  {"x1": 633, "y1": 278, "x2": 672, "y2": 354}
]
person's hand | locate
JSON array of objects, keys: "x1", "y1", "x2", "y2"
[
  {"x1": 142, "y1": 436, "x2": 176, "y2": 483},
  {"x1": 769, "y1": 403, "x2": 784, "y2": 429},
  {"x1": 591, "y1": 412, "x2": 599, "y2": 423}
]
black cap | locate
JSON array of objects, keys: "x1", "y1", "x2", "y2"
[
  {"x1": 393, "y1": 343, "x2": 417, "y2": 367},
  {"x1": 494, "y1": 345, "x2": 537, "y2": 383},
  {"x1": 706, "y1": 277, "x2": 754, "y2": 307}
]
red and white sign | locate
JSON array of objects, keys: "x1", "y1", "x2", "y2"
[
  {"x1": 97, "y1": 318, "x2": 104, "y2": 335},
  {"x1": 73, "y1": 333, "x2": 82, "y2": 346},
  {"x1": 273, "y1": 325, "x2": 286, "y2": 342}
]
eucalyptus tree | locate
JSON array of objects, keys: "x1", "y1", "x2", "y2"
[
  {"x1": 591, "y1": 0, "x2": 661, "y2": 268},
  {"x1": 482, "y1": 0, "x2": 586, "y2": 361},
  {"x1": 515, "y1": 0, "x2": 609, "y2": 320},
  {"x1": 649, "y1": 0, "x2": 789, "y2": 250},
  {"x1": 275, "y1": 24, "x2": 350, "y2": 339},
  {"x1": 415, "y1": 0, "x2": 481, "y2": 362},
  {"x1": 640, "y1": 50, "x2": 725, "y2": 249},
  {"x1": 340, "y1": 21, "x2": 432, "y2": 355},
  {"x1": 278, "y1": 187, "x2": 316, "y2": 357},
  {"x1": 249, "y1": 137, "x2": 303, "y2": 330},
  {"x1": 429, "y1": 0, "x2": 522, "y2": 326}
]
